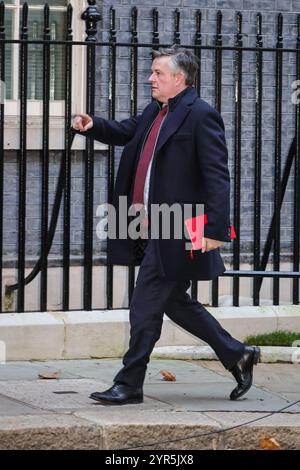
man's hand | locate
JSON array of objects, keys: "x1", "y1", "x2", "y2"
[
  {"x1": 201, "y1": 237, "x2": 225, "y2": 253},
  {"x1": 72, "y1": 113, "x2": 93, "y2": 132}
]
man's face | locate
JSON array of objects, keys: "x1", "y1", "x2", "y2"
[{"x1": 148, "y1": 56, "x2": 186, "y2": 103}]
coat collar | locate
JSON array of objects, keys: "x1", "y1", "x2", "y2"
[
  {"x1": 155, "y1": 86, "x2": 197, "y2": 154},
  {"x1": 157, "y1": 85, "x2": 196, "y2": 112},
  {"x1": 131, "y1": 86, "x2": 198, "y2": 154}
]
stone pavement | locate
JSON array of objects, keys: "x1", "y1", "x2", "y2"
[{"x1": 0, "y1": 358, "x2": 299, "y2": 450}]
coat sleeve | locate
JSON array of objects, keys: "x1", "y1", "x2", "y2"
[
  {"x1": 74, "y1": 115, "x2": 140, "y2": 146},
  {"x1": 195, "y1": 106, "x2": 232, "y2": 242}
]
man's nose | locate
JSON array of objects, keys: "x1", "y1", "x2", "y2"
[{"x1": 148, "y1": 73, "x2": 154, "y2": 82}]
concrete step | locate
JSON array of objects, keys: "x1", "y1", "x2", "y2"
[
  {"x1": 1, "y1": 409, "x2": 300, "y2": 450},
  {"x1": 152, "y1": 345, "x2": 300, "y2": 363},
  {"x1": 0, "y1": 305, "x2": 299, "y2": 361}
]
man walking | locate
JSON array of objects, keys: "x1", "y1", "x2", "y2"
[{"x1": 72, "y1": 46, "x2": 260, "y2": 405}]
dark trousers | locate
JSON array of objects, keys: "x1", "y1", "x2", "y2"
[{"x1": 114, "y1": 239, "x2": 245, "y2": 388}]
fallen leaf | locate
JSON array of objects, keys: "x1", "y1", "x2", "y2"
[
  {"x1": 259, "y1": 436, "x2": 281, "y2": 450},
  {"x1": 38, "y1": 370, "x2": 61, "y2": 380},
  {"x1": 160, "y1": 370, "x2": 176, "y2": 381}
]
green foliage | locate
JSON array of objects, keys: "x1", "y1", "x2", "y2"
[{"x1": 244, "y1": 330, "x2": 300, "y2": 346}]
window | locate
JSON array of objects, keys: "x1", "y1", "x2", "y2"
[
  {"x1": 3, "y1": 0, "x2": 98, "y2": 150},
  {"x1": 5, "y1": 0, "x2": 68, "y2": 102}
]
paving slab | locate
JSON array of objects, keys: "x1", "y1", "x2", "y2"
[
  {"x1": 32, "y1": 358, "x2": 231, "y2": 384},
  {"x1": 0, "y1": 359, "x2": 299, "y2": 449},
  {"x1": 0, "y1": 361, "x2": 79, "y2": 381},
  {"x1": 0, "y1": 378, "x2": 173, "y2": 413},
  {"x1": 195, "y1": 360, "x2": 300, "y2": 391},
  {"x1": 243, "y1": 363, "x2": 300, "y2": 393},
  {"x1": 146, "y1": 359, "x2": 230, "y2": 384},
  {"x1": 144, "y1": 382, "x2": 300, "y2": 413},
  {"x1": 32, "y1": 359, "x2": 120, "y2": 380},
  {"x1": 0, "y1": 395, "x2": 46, "y2": 416}
]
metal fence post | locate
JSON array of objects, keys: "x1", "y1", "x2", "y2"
[{"x1": 81, "y1": 0, "x2": 101, "y2": 310}]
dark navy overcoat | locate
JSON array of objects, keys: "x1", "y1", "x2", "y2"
[{"x1": 82, "y1": 86, "x2": 233, "y2": 280}]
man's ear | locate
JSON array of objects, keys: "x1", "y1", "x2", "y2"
[{"x1": 176, "y1": 72, "x2": 185, "y2": 86}]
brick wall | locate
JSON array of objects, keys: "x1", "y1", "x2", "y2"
[{"x1": 3, "y1": 0, "x2": 300, "y2": 263}]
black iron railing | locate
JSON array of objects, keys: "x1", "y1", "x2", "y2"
[{"x1": 0, "y1": 1, "x2": 299, "y2": 312}]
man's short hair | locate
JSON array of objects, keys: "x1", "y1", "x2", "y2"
[{"x1": 152, "y1": 45, "x2": 199, "y2": 86}]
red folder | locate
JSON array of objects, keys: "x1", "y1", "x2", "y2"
[
  {"x1": 184, "y1": 215, "x2": 236, "y2": 259},
  {"x1": 184, "y1": 214, "x2": 208, "y2": 251}
]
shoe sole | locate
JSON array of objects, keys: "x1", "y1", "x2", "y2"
[
  {"x1": 253, "y1": 346, "x2": 261, "y2": 365},
  {"x1": 89, "y1": 395, "x2": 143, "y2": 406}
]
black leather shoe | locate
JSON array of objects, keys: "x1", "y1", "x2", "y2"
[
  {"x1": 229, "y1": 346, "x2": 261, "y2": 400},
  {"x1": 90, "y1": 383, "x2": 143, "y2": 405}
]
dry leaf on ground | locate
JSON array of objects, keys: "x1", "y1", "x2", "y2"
[
  {"x1": 259, "y1": 436, "x2": 281, "y2": 450},
  {"x1": 38, "y1": 370, "x2": 61, "y2": 380},
  {"x1": 160, "y1": 370, "x2": 176, "y2": 381}
]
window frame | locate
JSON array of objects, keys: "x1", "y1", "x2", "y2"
[{"x1": 4, "y1": 0, "x2": 104, "y2": 150}]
